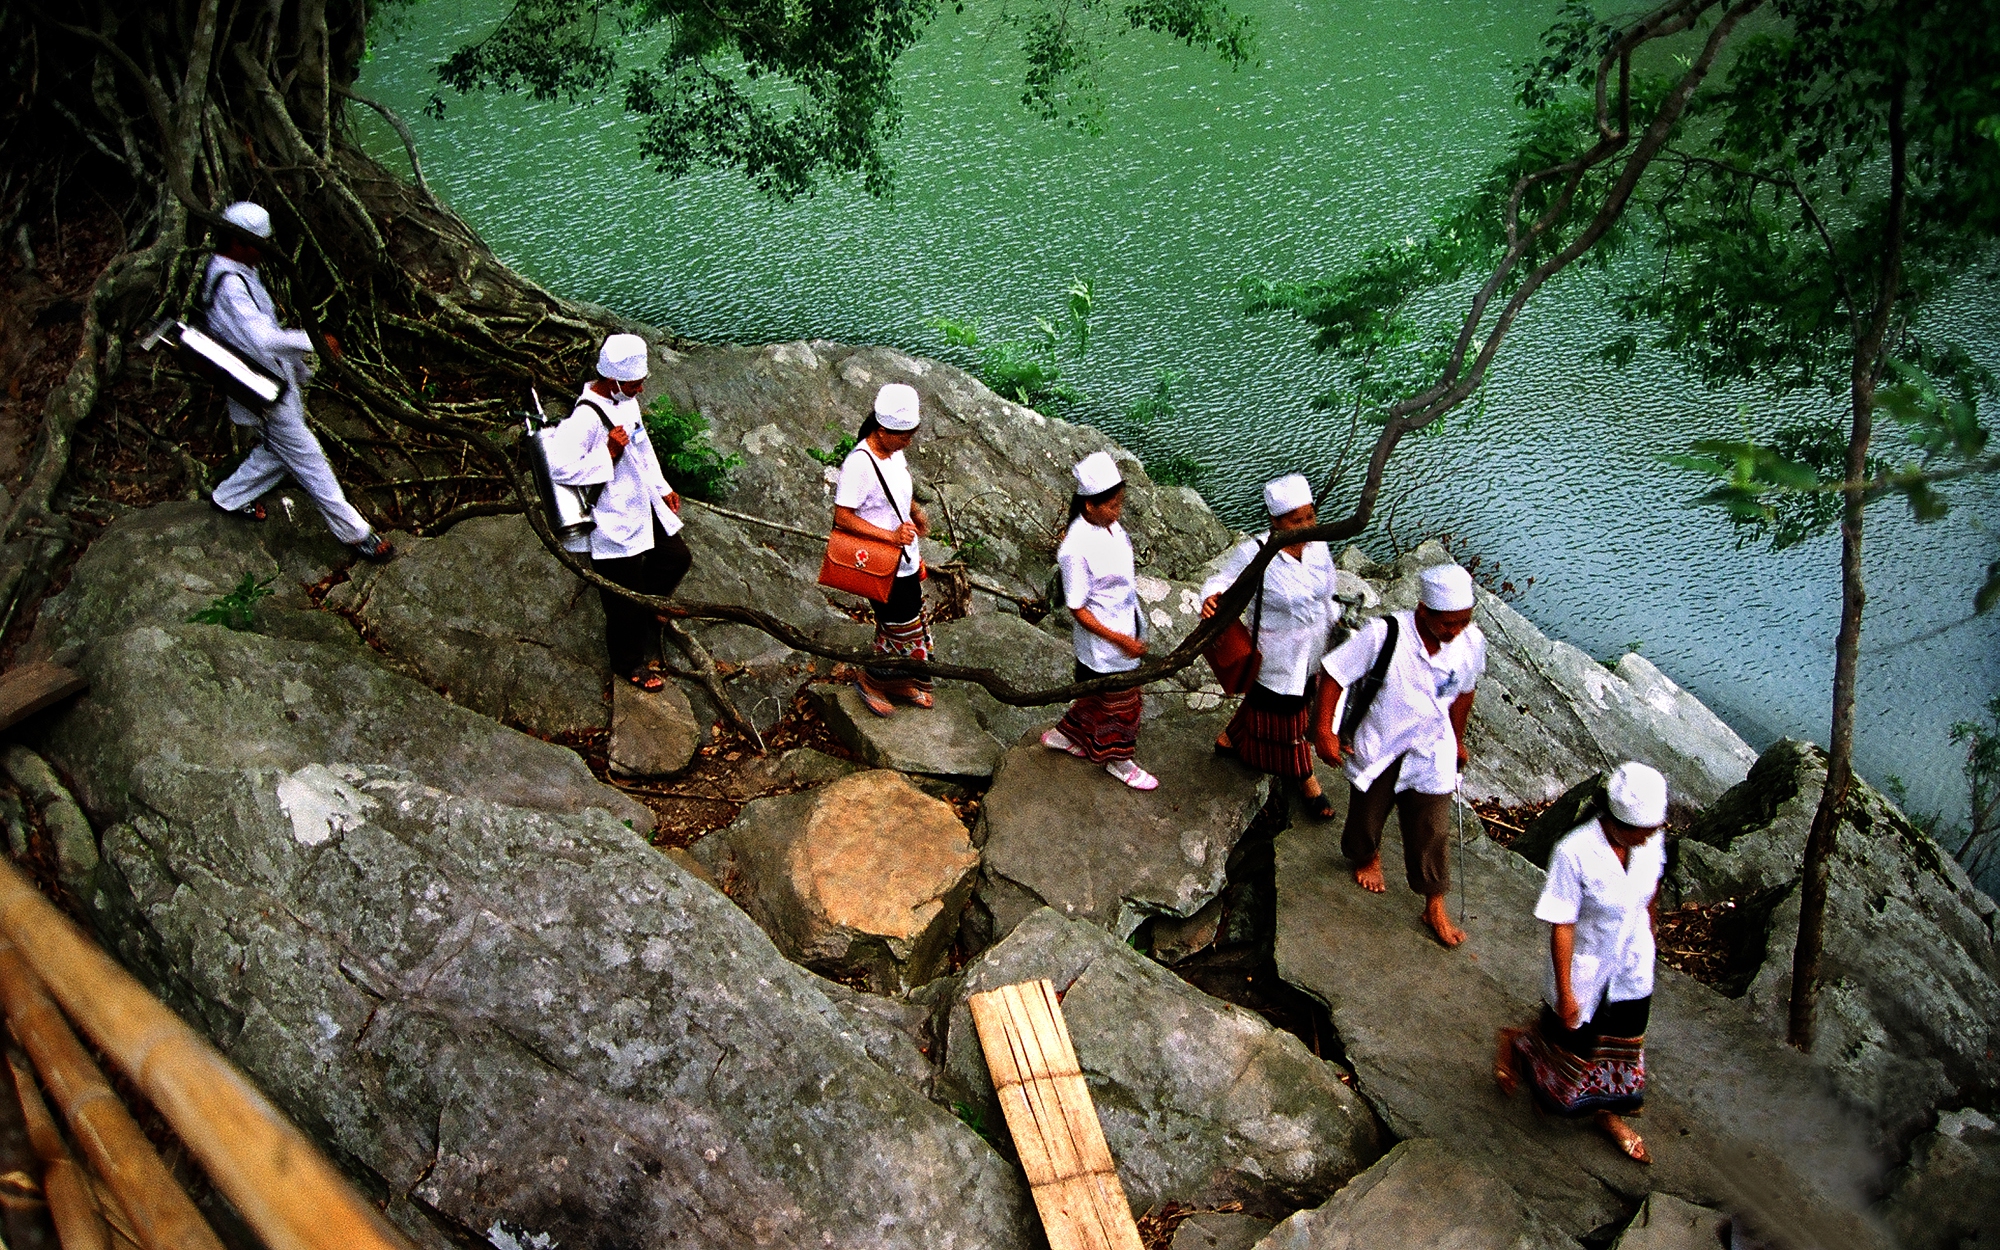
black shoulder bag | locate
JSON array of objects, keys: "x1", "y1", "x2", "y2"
[{"x1": 1337, "y1": 614, "x2": 1401, "y2": 741}]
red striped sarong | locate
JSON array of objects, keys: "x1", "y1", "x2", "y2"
[
  {"x1": 1055, "y1": 689, "x2": 1143, "y2": 763},
  {"x1": 1512, "y1": 997, "x2": 1648, "y2": 1117},
  {"x1": 1225, "y1": 680, "x2": 1313, "y2": 779}
]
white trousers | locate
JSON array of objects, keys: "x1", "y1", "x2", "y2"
[{"x1": 211, "y1": 403, "x2": 371, "y2": 545}]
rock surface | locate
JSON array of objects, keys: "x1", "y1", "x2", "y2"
[
  {"x1": 931, "y1": 612, "x2": 1077, "y2": 745},
  {"x1": 608, "y1": 679, "x2": 700, "y2": 778},
  {"x1": 694, "y1": 771, "x2": 981, "y2": 991},
  {"x1": 811, "y1": 682, "x2": 1005, "y2": 779},
  {"x1": 1251, "y1": 1139, "x2": 1581, "y2": 1250},
  {"x1": 1607, "y1": 1193, "x2": 1731, "y2": 1250},
  {"x1": 1171, "y1": 1213, "x2": 1273, "y2": 1250},
  {"x1": 2, "y1": 745, "x2": 99, "y2": 890},
  {"x1": 944, "y1": 909, "x2": 1383, "y2": 1218},
  {"x1": 1272, "y1": 789, "x2": 1890, "y2": 1246},
  {"x1": 1879, "y1": 1107, "x2": 2000, "y2": 1250},
  {"x1": 1676, "y1": 741, "x2": 2000, "y2": 1151},
  {"x1": 975, "y1": 712, "x2": 1268, "y2": 940}
]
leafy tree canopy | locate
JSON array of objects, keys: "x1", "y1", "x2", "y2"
[{"x1": 423, "y1": 0, "x2": 1251, "y2": 198}]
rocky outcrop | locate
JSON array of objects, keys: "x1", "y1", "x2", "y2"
[
  {"x1": 1607, "y1": 1194, "x2": 1731, "y2": 1250},
  {"x1": 1172, "y1": 1213, "x2": 1273, "y2": 1250},
  {"x1": 944, "y1": 909, "x2": 1383, "y2": 1218},
  {"x1": 694, "y1": 771, "x2": 981, "y2": 991},
  {"x1": 1879, "y1": 1108, "x2": 2000, "y2": 1250},
  {"x1": 609, "y1": 679, "x2": 700, "y2": 778},
  {"x1": 974, "y1": 711, "x2": 1269, "y2": 941},
  {"x1": 1251, "y1": 1139, "x2": 1581, "y2": 1250},
  {"x1": 811, "y1": 683, "x2": 1007, "y2": 780},
  {"x1": 1673, "y1": 740, "x2": 2000, "y2": 1151}
]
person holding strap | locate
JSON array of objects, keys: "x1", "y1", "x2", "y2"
[
  {"x1": 1042, "y1": 452, "x2": 1158, "y2": 790},
  {"x1": 1313, "y1": 563, "x2": 1485, "y2": 947},
  {"x1": 1200, "y1": 473, "x2": 1342, "y2": 817},
  {"x1": 833, "y1": 383, "x2": 934, "y2": 717},
  {"x1": 545, "y1": 333, "x2": 691, "y2": 691},
  {"x1": 1495, "y1": 761, "x2": 1669, "y2": 1165},
  {"x1": 205, "y1": 201, "x2": 393, "y2": 560}
]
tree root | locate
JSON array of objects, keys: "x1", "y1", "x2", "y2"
[{"x1": 662, "y1": 619, "x2": 762, "y2": 753}]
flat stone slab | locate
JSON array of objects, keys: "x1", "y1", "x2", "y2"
[
  {"x1": 976, "y1": 710, "x2": 1268, "y2": 939},
  {"x1": 1272, "y1": 795, "x2": 1890, "y2": 1247},
  {"x1": 1172, "y1": 1213, "x2": 1273, "y2": 1250},
  {"x1": 609, "y1": 678, "x2": 699, "y2": 778},
  {"x1": 1253, "y1": 1139, "x2": 1581, "y2": 1249},
  {"x1": 1609, "y1": 1193, "x2": 1731, "y2": 1250},
  {"x1": 811, "y1": 682, "x2": 1004, "y2": 779}
]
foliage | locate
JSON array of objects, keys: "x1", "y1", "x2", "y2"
[
  {"x1": 1120, "y1": 369, "x2": 1205, "y2": 486},
  {"x1": 950, "y1": 1099, "x2": 1002, "y2": 1149},
  {"x1": 804, "y1": 424, "x2": 860, "y2": 466},
  {"x1": 643, "y1": 395, "x2": 741, "y2": 501},
  {"x1": 434, "y1": 0, "x2": 1249, "y2": 198},
  {"x1": 1949, "y1": 697, "x2": 2000, "y2": 867},
  {"x1": 927, "y1": 279, "x2": 1093, "y2": 410},
  {"x1": 190, "y1": 574, "x2": 277, "y2": 632}
]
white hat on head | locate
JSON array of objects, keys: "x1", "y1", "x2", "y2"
[
  {"x1": 220, "y1": 201, "x2": 273, "y2": 241},
  {"x1": 596, "y1": 333, "x2": 650, "y2": 382},
  {"x1": 1263, "y1": 473, "x2": 1313, "y2": 517},
  {"x1": 874, "y1": 382, "x2": 921, "y2": 431},
  {"x1": 1606, "y1": 761, "x2": 1669, "y2": 828},
  {"x1": 1073, "y1": 451, "x2": 1123, "y2": 497},
  {"x1": 1418, "y1": 564, "x2": 1475, "y2": 612}
]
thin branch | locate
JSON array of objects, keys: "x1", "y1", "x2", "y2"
[{"x1": 332, "y1": 84, "x2": 429, "y2": 196}]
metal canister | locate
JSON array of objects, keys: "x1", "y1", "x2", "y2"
[{"x1": 525, "y1": 388, "x2": 596, "y2": 544}]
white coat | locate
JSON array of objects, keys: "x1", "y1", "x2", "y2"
[
  {"x1": 1319, "y1": 610, "x2": 1485, "y2": 795},
  {"x1": 544, "y1": 386, "x2": 682, "y2": 559},
  {"x1": 1201, "y1": 534, "x2": 1339, "y2": 697},
  {"x1": 1057, "y1": 517, "x2": 1142, "y2": 674},
  {"x1": 1535, "y1": 819, "x2": 1666, "y2": 1022}
]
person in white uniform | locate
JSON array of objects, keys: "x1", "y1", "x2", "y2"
[
  {"x1": 1200, "y1": 473, "x2": 1341, "y2": 817},
  {"x1": 1496, "y1": 761, "x2": 1668, "y2": 1165},
  {"x1": 1041, "y1": 452, "x2": 1158, "y2": 791},
  {"x1": 205, "y1": 201, "x2": 392, "y2": 560},
  {"x1": 1313, "y1": 563, "x2": 1486, "y2": 947},
  {"x1": 544, "y1": 333, "x2": 691, "y2": 689},
  {"x1": 833, "y1": 383, "x2": 934, "y2": 717}
]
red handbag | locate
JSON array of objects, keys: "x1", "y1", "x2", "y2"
[
  {"x1": 1203, "y1": 543, "x2": 1268, "y2": 695},
  {"x1": 817, "y1": 451, "x2": 909, "y2": 603}
]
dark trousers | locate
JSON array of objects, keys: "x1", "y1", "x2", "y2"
[
  {"x1": 594, "y1": 521, "x2": 692, "y2": 678},
  {"x1": 871, "y1": 571, "x2": 925, "y2": 626},
  {"x1": 1341, "y1": 751, "x2": 1452, "y2": 896}
]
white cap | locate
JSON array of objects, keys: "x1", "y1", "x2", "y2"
[
  {"x1": 1263, "y1": 473, "x2": 1313, "y2": 517},
  {"x1": 220, "y1": 201, "x2": 273, "y2": 240},
  {"x1": 1418, "y1": 564, "x2": 1475, "y2": 611},
  {"x1": 1072, "y1": 451, "x2": 1123, "y2": 496},
  {"x1": 1606, "y1": 761, "x2": 1669, "y2": 828},
  {"x1": 874, "y1": 383, "x2": 921, "y2": 431},
  {"x1": 597, "y1": 333, "x2": 650, "y2": 382}
]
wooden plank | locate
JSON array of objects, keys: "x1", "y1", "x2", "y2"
[
  {"x1": 968, "y1": 980, "x2": 1142, "y2": 1250},
  {"x1": 0, "y1": 663, "x2": 85, "y2": 732}
]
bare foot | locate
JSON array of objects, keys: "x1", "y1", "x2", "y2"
[
  {"x1": 1596, "y1": 1112, "x2": 1651, "y2": 1164},
  {"x1": 1423, "y1": 894, "x2": 1466, "y2": 947},
  {"x1": 1352, "y1": 858, "x2": 1386, "y2": 893},
  {"x1": 1493, "y1": 1028, "x2": 1523, "y2": 1096}
]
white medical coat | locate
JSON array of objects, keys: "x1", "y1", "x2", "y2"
[
  {"x1": 544, "y1": 386, "x2": 682, "y2": 559},
  {"x1": 1535, "y1": 819, "x2": 1665, "y2": 1023},
  {"x1": 1201, "y1": 534, "x2": 1339, "y2": 697},
  {"x1": 1319, "y1": 610, "x2": 1485, "y2": 794}
]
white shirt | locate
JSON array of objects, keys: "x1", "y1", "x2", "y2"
[
  {"x1": 834, "y1": 445, "x2": 919, "y2": 576},
  {"x1": 1535, "y1": 819, "x2": 1665, "y2": 1022},
  {"x1": 544, "y1": 386, "x2": 682, "y2": 558},
  {"x1": 1057, "y1": 517, "x2": 1141, "y2": 674},
  {"x1": 202, "y1": 256, "x2": 316, "y2": 427},
  {"x1": 1201, "y1": 534, "x2": 1338, "y2": 697},
  {"x1": 1319, "y1": 610, "x2": 1485, "y2": 794}
]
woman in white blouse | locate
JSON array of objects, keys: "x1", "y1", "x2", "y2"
[
  {"x1": 1495, "y1": 761, "x2": 1669, "y2": 1165},
  {"x1": 1041, "y1": 452, "x2": 1158, "y2": 790},
  {"x1": 1200, "y1": 474, "x2": 1342, "y2": 818},
  {"x1": 832, "y1": 383, "x2": 933, "y2": 717}
]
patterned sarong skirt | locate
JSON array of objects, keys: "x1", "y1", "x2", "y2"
[
  {"x1": 1055, "y1": 661, "x2": 1143, "y2": 763},
  {"x1": 867, "y1": 573, "x2": 934, "y2": 694},
  {"x1": 1512, "y1": 993, "x2": 1649, "y2": 1117},
  {"x1": 1224, "y1": 677, "x2": 1314, "y2": 780}
]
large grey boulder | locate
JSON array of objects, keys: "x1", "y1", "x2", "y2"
[
  {"x1": 975, "y1": 711, "x2": 1268, "y2": 940},
  {"x1": 1251, "y1": 1140, "x2": 1581, "y2": 1250},
  {"x1": 944, "y1": 909, "x2": 1383, "y2": 1218},
  {"x1": 1879, "y1": 1108, "x2": 2000, "y2": 1250},
  {"x1": 643, "y1": 340, "x2": 1232, "y2": 594},
  {"x1": 1678, "y1": 741, "x2": 2000, "y2": 1151},
  {"x1": 609, "y1": 678, "x2": 700, "y2": 778},
  {"x1": 1607, "y1": 1193, "x2": 1730, "y2": 1250},
  {"x1": 932, "y1": 612, "x2": 1076, "y2": 746},
  {"x1": 810, "y1": 683, "x2": 1006, "y2": 780},
  {"x1": 74, "y1": 762, "x2": 1031, "y2": 1250},
  {"x1": 692, "y1": 771, "x2": 981, "y2": 991}
]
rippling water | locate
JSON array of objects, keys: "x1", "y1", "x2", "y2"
[{"x1": 357, "y1": 0, "x2": 2000, "y2": 824}]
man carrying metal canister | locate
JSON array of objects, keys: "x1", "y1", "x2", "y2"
[{"x1": 205, "y1": 201, "x2": 394, "y2": 561}]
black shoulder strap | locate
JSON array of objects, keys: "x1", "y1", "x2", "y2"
[
  {"x1": 1338, "y1": 613, "x2": 1401, "y2": 740},
  {"x1": 200, "y1": 265, "x2": 253, "y2": 323},
  {"x1": 1249, "y1": 538, "x2": 1268, "y2": 646},
  {"x1": 573, "y1": 397, "x2": 617, "y2": 431},
  {"x1": 863, "y1": 449, "x2": 907, "y2": 525}
]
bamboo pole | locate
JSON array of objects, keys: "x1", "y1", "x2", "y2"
[
  {"x1": 0, "y1": 939, "x2": 220, "y2": 1250},
  {"x1": 0, "y1": 860, "x2": 412, "y2": 1250},
  {"x1": 8, "y1": 1049, "x2": 112, "y2": 1250}
]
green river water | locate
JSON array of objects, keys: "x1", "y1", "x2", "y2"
[{"x1": 357, "y1": 0, "x2": 2000, "y2": 829}]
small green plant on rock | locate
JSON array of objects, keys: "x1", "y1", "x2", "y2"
[
  {"x1": 644, "y1": 396, "x2": 741, "y2": 501},
  {"x1": 190, "y1": 572, "x2": 276, "y2": 631},
  {"x1": 804, "y1": 423, "x2": 860, "y2": 466},
  {"x1": 927, "y1": 279, "x2": 1094, "y2": 411}
]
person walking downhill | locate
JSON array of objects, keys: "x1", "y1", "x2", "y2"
[
  {"x1": 204, "y1": 201, "x2": 394, "y2": 561},
  {"x1": 834, "y1": 383, "x2": 935, "y2": 717},
  {"x1": 1312, "y1": 563, "x2": 1486, "y2": 947},
  {"x1": 545, "y1": 333, "x2": 692, "y2": 690},
  {"x1": 1042, "y1": 452, "x2": 1159, "y2": 791},
  {"x1": 1201, "y1": 473, "x2": 1342, "y2": 817},
  {"x1": 1495, "y1": 761, "x2": 1670, "y2": 1165}
]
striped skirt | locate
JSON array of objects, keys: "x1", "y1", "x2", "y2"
[
  {"x1": 1512, "y1": 995, "x2": 1649, "y2": 1117},
  {"x1": 867, "y1": 576, "x2": 934, "y2": 694},
  {"x1": 1056, "y1": 662, "x2": 1143, "y2": 763},
  {"x1": 1225, "y1": 679, "x2": 1314, "y2": 780}
]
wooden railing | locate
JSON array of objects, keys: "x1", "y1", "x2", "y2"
[{"x1": 0, "y1": 856, "x2": 413, "y2": 1250}]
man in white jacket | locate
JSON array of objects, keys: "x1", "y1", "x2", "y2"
[{"x1": 205, "y1": 201, "x2": 393, "y2": 560}]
